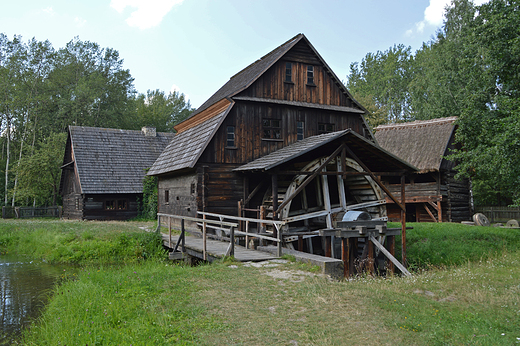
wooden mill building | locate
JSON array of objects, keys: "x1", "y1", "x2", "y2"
[
  {"x1": 374, "y1": 117, "x2": 472, "y2": 222},
  {"x1": 60, "y1": 126, "x2": 174, "y2": 220},
  {"x1": 148, "y1": 34, "x2": 415, "y2": 265}
]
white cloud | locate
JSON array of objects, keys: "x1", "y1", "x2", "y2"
[
  {"x1": 42, "y1": 7, "x2": 55, "y2": 15},
  {"x1": 110, "y1": 0, "x2": 184, "y2": 30},
  {"x1": 170, "y1": 84, "x2": 180, "y2": 93},
  {"x1": 407, "y1": 0, "x2": 491, "y2": 37},
  {"x1": 75, "y1": 17, "x2": 87, "y2": 27}
]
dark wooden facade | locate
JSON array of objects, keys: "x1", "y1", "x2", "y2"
[
  {"x1": 375, "y1": 117, "x2": 472, "y2": 223},
  {"x1": 149, "y1": 34, "x2": 377, "y2": 219},
  {"x1": 60, "y1": 126, "x2": 174, "y2": 220},
  {"x1": 149, "y1": 34, "x2": 418, "y2": 273}
]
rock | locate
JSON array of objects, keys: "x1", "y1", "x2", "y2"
[{"x1": 473, "y1": 213, "x2": 490, "y2": 227}]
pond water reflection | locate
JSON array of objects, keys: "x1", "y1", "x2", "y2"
[{"x1": 0, "y1": 254, "x2": 71, "y2": 345}]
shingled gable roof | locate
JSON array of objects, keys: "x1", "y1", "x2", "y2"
[
  {"x1": 65, "y1": 126, "x2": 174, "y2": 194},
  {"x1": 234, "y1": 130, "x2": 416, "y2": 173},
  {"x1": 374, "y1": 117, "x2": 458, "y2": 173},
  {"x1": 147, "y1": 108, "x2": 229, "y2": 176},
  {"x1": 175, "y1": 33, "x2": 369, "y2": 133}
]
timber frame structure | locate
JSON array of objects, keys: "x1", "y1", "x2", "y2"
[
  {"x1": 375, "y1": 117, "x2": 472, "y2": 223},
  {"x1": 59, "y1": 126, "x2": 174, "y2": 220},
  {"x1": 149, "y1": 34, "x2": 416, "y2": 275}
]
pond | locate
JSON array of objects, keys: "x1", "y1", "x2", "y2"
[{"x1": 0, "y1": 254, "x2": 73, "y2": 345}]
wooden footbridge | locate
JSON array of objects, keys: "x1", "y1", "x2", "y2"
[
  {"x1": 157, "y1": 211, "x2": 410, "y2": 278},
  {"x1": 157, "y1": 212, "x2": 284, "y2": 263}
]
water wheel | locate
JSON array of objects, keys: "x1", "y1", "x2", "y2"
[{"x1": 261, "y1": 157, "x2": 386, "y2": 255}]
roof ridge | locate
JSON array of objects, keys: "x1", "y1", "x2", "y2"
[
  {"x1": 375, "y1": 116, "x2": 457, "y2": 130},
  {"x1": 229, "y1": 33, "x2": 303, "y2": 80}
]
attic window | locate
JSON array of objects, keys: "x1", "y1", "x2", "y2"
[
  {"x1": 226, "y1": 126, "x2": 235, "y2": 147},
  {"x1": 285, "y1": 62, "x2": 292, "y2": 83},
  {"x1": 262, "y1": 119, "x2": 282, "y2": 140},
  {"x1": 318, "y1": 123, "x2": 335, "y2": 134},
  {"x1": 307, "y1": 65, "x2": 314, "y2": 85}
]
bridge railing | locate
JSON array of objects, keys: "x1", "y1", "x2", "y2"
[{"x1": 156, "y1": 212, "x2": 286, "y2": 259}]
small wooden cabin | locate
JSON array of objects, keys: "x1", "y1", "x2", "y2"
[
  {"x1": 59, "y1": 126, "x2": 174, "y2": 220},
  {"x1": 374, "y1": 117, "x2": 472, "y2": 222},
  {"x1": 148, "y1": 33, "x2": 415, "y2": 256}
]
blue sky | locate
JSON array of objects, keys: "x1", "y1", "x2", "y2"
[{"x1": 1, "y1": 0, "x2": 487, "y2": 108}]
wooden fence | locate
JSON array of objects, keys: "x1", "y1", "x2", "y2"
[
  {"x1": 157, "y1": 211, "x2": 286, "y2": 259},
  {"x1": 474, "y1": 206, "x2": 520, "y2": 223},
  {"x1": 2, "y1": 206, "x2": 62, "y2": 219}
]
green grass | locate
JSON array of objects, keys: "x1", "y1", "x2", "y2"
[
  {"x1": 0, "y1": 219, "x2": 517, "y2": 345},
  {"x1": 0, "y1": 219, "x2": 164, "y2": 264},
  {"x1": 390, "y1": 222, "x2": 520, "y2": 269}
]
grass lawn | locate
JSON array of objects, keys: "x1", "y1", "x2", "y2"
[{"x1": 1, "y1": 220, "x2": 518, "y2": 345}]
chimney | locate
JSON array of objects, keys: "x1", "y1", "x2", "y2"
[{"x1": 142, "y1": 127, "x2": 156, "y2": 137}]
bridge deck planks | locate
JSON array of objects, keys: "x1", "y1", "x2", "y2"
[{"x1": 161, "y1": 233, "x2": 278, "y2": 262}]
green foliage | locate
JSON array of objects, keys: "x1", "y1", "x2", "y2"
[
  {"x1": 140, "y1": 172, "x2": 158, "y2": 219},
  {"x1": 347, "y1": 0, "x2": 520, "y2": 205},
  {"x1": 0, "y1": 34, "x2": 192, "y2": 207},
  {"x1": 0, "y1": 219, "x2": 165, "y2": 264},
  {"x1": 133, "y1": 89, "x2": 193, "y2": 132},
  {"x1": 13, "y1": 132, "x2": 67, "y2": 205},
  {"x1": 390, "y1": 222, "x2": 520, "y2": 269},
  {"x1": 347, "y1": 44, "x2": 414, "y2": 124}
]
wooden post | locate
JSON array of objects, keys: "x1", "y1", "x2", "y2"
[
  {"x1": 325, "y1": 236, "x2": 332, "y2": 257},
  {"x1": 385, "y1": 235, "x2": 395, "y2": 274},
  {"x1": 437, "y1": 200, "x2": 442, "y2": 223},
  {"x1": 298, "y1": 235, "x2": 303, "y2": 251},
  {"x1": 229, "y1": 226, "x2": 235, "y2": 257},
  {"x1": 401, "y1": 175, "x2": 407, "y2": 268},
  {"x1": 181, "y1": 218, "x2": 185, "y2": 253},
  {"x1": 276, "y1": 224, "x2": 282, "y2": 257},
  {"x1": 238, "y1": 200, "x2": 243, "y2": 232},
  {"x1": 367, "y1": 238, "x2": 374, "y2": 275},
  {"x1": 341, "y1": 238, "x2": 349, "y2": 277},
  {"x1": 245, "y1": 220, "x2": 250, "y2": 249},
  {"x1": 272, "y1": 173, "x2": 278, "y2": 241},
  {"x1": 168, "y1": 216, "x2": 172, "y2": 248},
  {"x1": 203, "y1": 213, "x2": 207, "y2": 260},
  {"x1": 156, "y1": 214, "x2": 162, "y2": 232},
  {"x1": 350, "y1": 238, "x2": 357, "y2": 276}
]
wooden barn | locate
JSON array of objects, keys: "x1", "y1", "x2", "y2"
[
  {"x1": 59, "y1": 126, "x2": 174, "y2": 220},
  {"x1": 374, "y1": 117, "x2": 472, "y2": 223},
  {"x1": 148, "y1": 33, "x2": 416, "y2": 267}
]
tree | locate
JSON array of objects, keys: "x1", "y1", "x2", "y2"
[
  {"x1": 133, "y1": 89, "x2": 193, "y2": 132},
  {"x1": 347, "y1": 44, "x2": 414, "y2": 124},
  {"x1": 13, "y1": 132, "x2": 66, "y2": 206},
  {"x1": 449, "y1": 0, "x2": 520, "y2": 206}
]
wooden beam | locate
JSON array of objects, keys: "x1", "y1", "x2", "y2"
[
  {"x1": 401, "y1": 175, "x2": 407, "y2": 268},
  {"x1": 244, "y1": 180, "x2": 266, "y2": 206},
  {"x1": 344, "y1": 145, "x2": 406, "y2": 212},
  {"x1": 369, "y1": 235, "x2": 411, "y2": 277},
  {"x1": 423, "y1": 203, "x2": 438, "y2": 222},
  {"x1": 276, "y1": 144, "x2": 345, "y2": 214}
]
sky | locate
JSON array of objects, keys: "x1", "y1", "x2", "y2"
[{"x1": 1, "y1": 0, "x2": 488, "y2": 109}]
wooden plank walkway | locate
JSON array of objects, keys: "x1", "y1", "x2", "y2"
[{"x1": 161, "y1": 233, "x2": 279, "y2": 262}]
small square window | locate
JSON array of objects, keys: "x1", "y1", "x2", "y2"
[
  {"x1": 307, "y1": 65, "x2": 314, "y2": 85},
  {"x1": 117, "y1": 200, "x2": 127, "y2": 210},
  {"x1": 297, "y1": 121, "x2": 304, "y2": 140},
  {"x1": 105, "y1": 200, "x2": 115, "y2": 210},
  {"x1": 262, "y1": 119, "x2": 282, "y2": 140},
  {"x1": 226, "y1": 126, "x2": 235, "y2": 147},
  {"x1": 318, "y1": 123, "x2": 335, "y2": 134}
]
